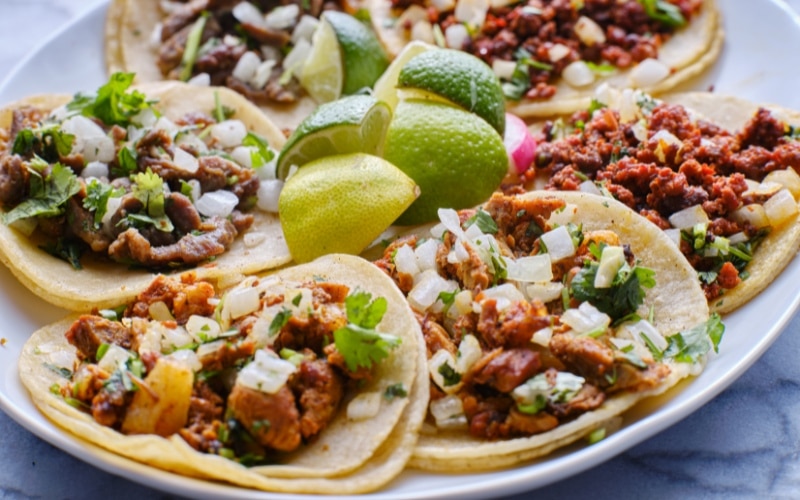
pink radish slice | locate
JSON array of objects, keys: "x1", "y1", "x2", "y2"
[{"x1": 503, "y1": 112, "x2": 536, "y2": 175}]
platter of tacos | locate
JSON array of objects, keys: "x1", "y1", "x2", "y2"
[{"x1": 3, "y1": 0, "x2": 800, "y2": 498}]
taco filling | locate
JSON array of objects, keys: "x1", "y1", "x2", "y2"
[
  {"x1": 0, "y1": 73, "x2": 283, "y2": 269},
  {"x1": 151, "y1": 0, "x2": 350, "y2": 104},
  {"x1": 376, "y1": 0, "x2": 704, "y2": 102},
  {"x1": 374, "y1": 192, "x2": 721, "y2": 442},
  {"x1": 46, "y1": 270, "x2": 404, "y2": 465},
  {"x1": 523, "y1": 90, "x2": 800, "y2": 306}
]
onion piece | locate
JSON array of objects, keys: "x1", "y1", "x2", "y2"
[
  {"x1": 574, "y1": 16, "x2": 606, "y2": 46},
  {"x1": 506, "y1": 254, "x2": 553, "y2": 282},
  {"x1": 539, "y1": 225, "x2": 576, "y2": 262},
  {"x1": 232, "y1": 2, "x2": 267, "y2": 29},
  {"x1": 629, "y1": 58, "x2": 671, "y2": 87},
  {"x1": 764, "y1": 188, "x2": 799, "y2": 228},
  {"x1": 97, "y1": 344, "x2": 131, "y2": 374},
  {"x1": 492, "y1": 59, "x2": 517, "y2": 80},
  {"x1": 264, "y1": 4, "x2": 299, "y2": 31},
  {"x1": 256, "y1": 179, "x2": 283, "y2": 213},
  {"x1": 504, "y1": 112, "x2": 536, "y2": 175},
  {"x1": 196, "y1": 190, "x2": 240, "y2": 218},
  {"x1": 731, "y1": 204, "x2": 770, "y2": 229},
  {"x1": 764, "y1": 168, "x2": 800, "y2": 199},
  {"x1": 430, "y1": 394, "x2": 467, "y2": 428},
  {"x1": 210, "y1": 120, "x2": 247, "y2": 148},
  {"x1": 232, "y1": 51, "x2": 261, "y2": 83},
  {"x1": 429, "y1": 349, "x2": 460, "y2": 393},
  {"x1": 455, "y1": 335, "x2": 482, "y2": 374},
  {"x1": 292, "y1": 15, "x2": 319, "y2": 44},
  {"x1": 444, "y1": 23, "x2": 470, "y2": 49},
  {"x1": 454, "y1": 0, "x2": 489, "y2": 26},
  {"x1": 548, "y1": 43, "x2": 571, "y2": 62},
  {"x1": 226, "y1": 286, "x2": 261, "y2": 319},
  {"x1": 594, "y1": 245, "x2": 625, "y2": 289},
  {"x1": 579, "y1": 180, "x2": 602, "y2": 196},
  {"x1": 562, "y1": 61, "x2": 595, "y2": 88},
  {"x1": 561, "y1": 301, "x2": 611, "y2": 334},
  {"x1": 347, "y1": 392, "x2": 382, "y2": 420},
  {"x1": 526, "y1": 282, "x2": 563, "y2": 303},
  {"x1": 668, "y1": 204, "x2": 709, "y2": 229},
  {"x1": 172, "y1": 147, "x2": 199, "y2": 174},
  {"x1": 81, "y1": 161, "x2": 109, "y2": 179},
  {"x1": 187, "y1": 72, "x2": 211, "y2": 86},
  {"x1": 186, "y1": 315, "x2": 222, "y2": 342},
  {"x1": 237, "y1": 350, "x2": 297, "y2": 394}
]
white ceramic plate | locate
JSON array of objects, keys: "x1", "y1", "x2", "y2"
[{"x1": 1, "y1": 1, "x2": 800, "y2": 498}]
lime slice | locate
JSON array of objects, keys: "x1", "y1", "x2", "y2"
[
  {"x1": 384, "y1": 99, "x2": 508, "y2": 225},
  {"x1": 276, "y1": 94, "x2": 392, "y2": 179},
  {"x1": 373, "y1": 40, "x2": 436, "y2": 110},
  {"x1": 299, "y1": 16, "x2": 342, "y2": 103},
  {"x1": 299, "y1": 12, "x2": 389, "y2": 104},
  {"x1": 279, "y1": 153, "x2": 419, "y2": 263},
  {"x1": 397, "y1": 49, "x2": 506, "y2": 135}
]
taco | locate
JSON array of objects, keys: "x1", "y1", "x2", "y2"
[
  {"x1": 525, "y1": 88, "x2": 800, "y2": 314},
  {"x1": 0, "y1": 75, "x2": 292, "y2": 312},
  {"x1": 368, "y1": 0, "x2": 722, "y2": 118},
  {"x1": 372, "y1": 190, "x2": 722, "y2": 471},
  {"x1": 105, "y1": 0, "x2": 378, "y2": 130},
  {"x1": 19, "y1": 253, "x2": 428, "y2": 493}
]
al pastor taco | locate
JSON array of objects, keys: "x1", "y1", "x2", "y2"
[
  {"x1": 525, "y1": 88, "x2": 800, "y2": 313},
  {"x1": 0, "y1": 75, "x2": 292, "y2": 311},
  {"x1": 368, "y1": 0, "x2": 722, "y2": 118},
  {"x1": 19, "y1": 254, "x2": 428, "y2": 493},
  {"x1": 372, "y1": 191, "x2": 722, "y2": 471}
]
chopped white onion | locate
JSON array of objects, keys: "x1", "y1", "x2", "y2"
[
  {"x1": 492, "y1": 59, "x2": 517, "y2": 81},
  {"x1": 284, "y1": 38, "x2": 312, "y2": 79},
  {"x1": 731, "y1": 204, "x2": 770, "y2": 229},
  {"x1": 594, "y1": 245, "x2": 625, "y2": 289},
  {"x1": 512, "y1": 372, "x2": 585, "y2": 406},
  {"x1": 172, "y1": 147, "x2": 199, "y2": 174},
  {"x1": 196, "y1": 190, "x2": 240, "y2": 218},
  {"x1": 415, "y1": 239, "x2": 439, "y2": 272},
  {"x1": 97, "y1": 344, "x2": 131, "y2": 374},
  {"x1": 408, "y1": 270, "x2": 458, "y2": 311},
  {"x1": 187, "y1": 72, "x2": 211, "y2": 86},
  {"x1": 431, "y1": 0, "x2": 456, "y2": 10},
  {"x1": 506, "y1": 254, "x2": 553, "y2": 282},
  {"x1": 631, "y1": 119, "x2": 648, "y2": 142},
  {"x1": 237, "y1": 350, "x2": 297, "y2": 394},
  {"x1": 397, "y1": 5, "x2": 429, "y2": 28},
  {"x1": 186, "y1": 315, "x2": 222, "y2": 342},
  {"x1": 148, "y1": 301, "x2": 174, "y2": 322},
  {"x1": 160, "y1": 325, "x2": 194, "y2": 352},
  {"x1": 561, "y1": 301, "x2": 611, "y2": 334},
  {"x1": 764, "y1": 168, "x2": 800, "y2": 199},
  {"x1": 429, "y1": 349, "x2": 460, "y2": 393},
  {"x1": 211, "y1": 120, "x2": 248, "y2": 148},
  {"x1": 411, "y1": 21, "x2": 435, "y2": 45},
  {"x1": 438, "y1": 208, "x2": 467, "y2": 240},
  {"x1": 445, "y1": 23, "x2": 470, "y2": 49},
  {"x1": 579, "y1": 180, "x2": 602, "y2": 196},
  {"x1": 574, "y1": 16, "x2": 606, "y2": 46},
  {"x1": 548, "y1": 43, "x2": 571, "y2": 62},
  {"x1": 232, "y1": 2, "x2": 267, "y2": 29},
  {"x1": 233, "y1": 51, "x2": 261, "y2": 83},
  {"x1": 455, "y1": 334, "x2": 482, "y2": 374},
  {"x1": 624, "y1": 319, "x2": 667, "y2": 351},
  {"x1": 231, "y1": 146, "x2": 254, "y2": 169},
  {"x1": 256, "y1": 179, "x2": 283, "y2": 213},
  {"x1": 265, "y1": 4, "x2": 299, "y2": 30},
  {"x1": 531, "y1": 327, "x2": 553, "y2": 347},
  {"x1": 526, "y1": 282, "x2": 564, "y2": 303},
  {"x1": 168, "y1": 349, "x2": 202, "y2": 373},
  {"x1": 430, "y1": 394, "x2": 467, "y2": 429},
  {"x1": 562, "y1": 60, "x2": 595, "y2": 88},
  {"x1": 81, "y1": 161, "x2": 109, "y2": 179},
  {"x1": 347, "y1": 392, "x2": 382, "y2": 420},
  {"x1": 196, "y1": 339, "x2": 226, "y2": 360},
  {"x1": 60, "y1": 116, "x2": 115, "y2": 163},
  {"x1": 291, "y1": 15, "x2": 319, "y2": 44},
  {"x1": 154, "y1": 116, "x2": 180, "y2": 137},
  {"x1": 477, "y1": 283, "x2": 526, "y2": 312},
  {"x1": 226, "y1": 286, "x2": 261, "y2": 319},
  {"x1": 394, "y1": 244, "x2": 421, "y2": 276},
  {"x1": 539, "y1": 225, "x2": 576, "y2": 262},
  {"x1": 668, "y1": 204, "x2": 709, "y2": 229},
  {"x1": 454, "y1": 0, "x2": 489, "y2": 27},
  {"x1": 764, "y1": 188, "x2": 799, "y2": 228},
  {"x1": 629, "y1": 58, "x2": 671, "y2": 87},
  {"x1": 252, "y1": 60, "x2": 277, "y2": 90}
]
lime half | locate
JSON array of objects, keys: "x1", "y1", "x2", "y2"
[{"x1": 276, "y1": 94, "x2": 392, "y2": 179}]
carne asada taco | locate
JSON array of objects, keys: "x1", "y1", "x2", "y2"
[
  {"x1": 106, "y1": 0, "x2": 386, "y2": 130},
  {"x1": 373, "y1": 190, "x2": 722, "y2": 471},
  {"x1": 526, "y1": 88, "x2": 800, "y2": 313},
  {"x1": 19, "y1": 254, "x2": 428, "y2": 493},
  {"x1": 0, "y1": 75, "x2": 292, "y2": 312},
  {"x1": 368, "y1": 0, "x2": 722, "y2": 118}
]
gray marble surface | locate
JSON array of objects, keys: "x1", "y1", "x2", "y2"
[{"x1": 2, "y1": 0, "x2": 800, "y2": 498}]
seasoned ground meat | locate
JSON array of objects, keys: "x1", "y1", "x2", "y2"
[
  {"x1": 291, "y1": 357, "x2": 344, "y2": 439},
  {"x1": 125, "y1": 273, "x2": 216, "y2": 324}
]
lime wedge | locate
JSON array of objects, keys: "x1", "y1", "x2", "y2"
[{"x1": 276, "y1": 94, "x2": 392, "y2": 179}]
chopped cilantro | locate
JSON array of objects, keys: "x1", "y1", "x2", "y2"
[
  {"x1": 333, "y1": 291, "x2": 400, "y2": 372},
  {"x1": 67, "y1": 72, "x2": 152, "y2": 127},
  {"x1": 587, "y1": 98, "x2": 607, "y2": 115},
  {"x1": 570, "y1": 260, "x2": 655, "y2": 321},
  {"x1": 466, "y1": 209, "x2": 498, "y2": 234},
  {"x1": 268, "y1": 307, "x2": 292, "y2": 337},
  {"x1": 40, "y1": 239, "x2": 83, "y2": 269},
  {"x1": 83, "y1": 179, "x2": 124, "y2": 227},
  {"x1": 638, "y1": 0, "x2": 687, "y2": 28},
  {"x1": 131, "y1": 169, "x2": 173, "y2": 232},
  {"x1": 383, "y1": 383, "x2": 408, "y2": 400},
  {"x1": 663, "y1": 313, "x2": 724, "y2": 363},
  {"x1": 242, "y1": 131, "x2": 275, "y2": 169},
  {"x1": 4, "y1": 163, "x2": 81, "y2": 225},
  {"x1": 115, "y1": 146, "x2": 138, "y2": 177},
  {"x1": 437, "y1": 362, "x2": 461, "y2": 386}
]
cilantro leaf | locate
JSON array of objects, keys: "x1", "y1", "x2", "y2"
[
  {"x1": 131, "y1": 169, "x2": 173, "y2": 232},
  {"x1": 4, "y1": 163, "x2": 81, "y2": 225},
  {"x1": 570, "y1": 261, "x2": 655, "y2": 321},
  {"x1": 268, "y1": 307, "x2": 292, "y2": 337},
  {"x1": 383, "y1": 383, "x2": 407, "y2": 400},
  {"x1": 83, "y1": 179, "x2": 124, "y2": 227},
  {"x1": 465, "y1": 209, "x2": 498, "y2": 234},
  {"x1": 67, "y1": 73, "x2": 152, "y2": 127},
  {"x1": 114, "y1": 146, "x2": 138, "y2": 177},
  {"x1": 333, "y1": 291, "x2": 400, "y2": 371},
  {"x1": 242, "y1": 131, "x2": 275, "y2": 169},
  {"x1": 638, "y1": 0, "x2": 687, "y2": 28},
  {"x1": 663, "y1": 313, "x2": 724, "y2": 363}
]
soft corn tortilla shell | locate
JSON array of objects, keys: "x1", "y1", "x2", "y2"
[
  {"x1": 0, "y1": 82, "x2": 292, "y2": 312},
  {"x1": 409, "y1": 191, "x2": 709, "y2": 471},
  {"x1": 657, "y1": 93, "x2": 800, "y2": 314},
  {"x1": 368, "y1": 0, "x2": 722, "y2": 118},
  {"x1": 19, "y1": 254, "x2": 429, "y2": 492},
  {"x1": 106, "y1": 0, "x2": 319, "y2": 131}
]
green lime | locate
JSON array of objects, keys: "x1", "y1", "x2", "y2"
[
  {"x1": 276, "y1": 95, "x2": 391, "y2": 179},
  {"x1": 397, "y1": 49, "x2": 506, "y2": 135},
  {"x1": 279, "y1": 153, "x2": 419, "y2": 263},
  {"x1": 373, "y1": 40, "x2": 435, "y2": 110},
  {"x1": 299, "y1": 12, "x2": 389, "y2": 103},
  {"x1": 383, "y1": 100, "x2": 508, "y2": 225}
]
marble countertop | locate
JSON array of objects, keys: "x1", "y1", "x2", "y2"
[{"x1": 2, "y1": 1, "x2": 800, "y2": 498}]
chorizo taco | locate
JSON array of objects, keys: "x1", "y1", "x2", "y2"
[
  {"x1": 525, "y1": 88, "x2": 800, "y2": 313},
  {"x1": 0, "y1": 75, "x2": 292, "y2": 312},
  {"x1": 368, "y1": 0, "x2": 722, "y2": 118},
  {"x1": 372, "y1": 190, "x2": 722, "y2": 471},
  {"x1": 19, "y1": 254, "x2": 428, "y2": 493}
]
